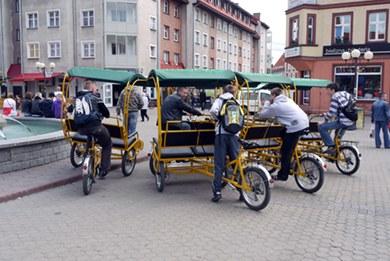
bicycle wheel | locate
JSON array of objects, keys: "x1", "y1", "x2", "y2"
[
  {"x1": 336, "y1": 146, "x2": 360, "y2": 175},
  {"x1": 149, "y1": 153, "x2": 157, "y2": 176},
  {"x1": 82, "y1": 155, "x2": 94, "y2": 195},
  {"x1": 240, "y1": 167, "x2": 271, "y2": 211},
  {"x1": 122, "y1": 149, "x2": 136, "y2": 177},
  {"x1": 294, "y1": 156, "x2": 324, "y2": 193},
  {"x1": 70, "y1": 143, "x2": 86, "y2": 168},
  {"x1": 155, "y1": 162, "x2": 165, "y2": 192}
]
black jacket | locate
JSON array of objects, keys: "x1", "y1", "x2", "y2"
[
  {"x1": 21, "y1": 99, "x2": 32, "y2": 114},
  {"x1": 39, "y1": 98, "x2": 54, "y2": 118},
  {"x1": 162, "y1": 93, "x2": 201, "y2": 124},
  {"x1": 31, "y1": 97, "x2": 42, "y2": 116}
]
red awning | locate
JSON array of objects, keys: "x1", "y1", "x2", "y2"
[
  {"x1": 10, "y1": 72, "x2": 63, "y2": 83},
  {"x1": 7, "y1": 64, "x2": 21, "y2": 79}
]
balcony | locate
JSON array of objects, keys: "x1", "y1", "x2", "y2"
[{"x1": 288, "y1": 0, "x2": 317, "y2": 9}]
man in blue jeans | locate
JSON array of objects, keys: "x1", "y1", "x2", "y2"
[
  {"x1": 209, "y1": 84, "x2": 240, "y2": 202},
  {"x1": 117, "y1": 87, "x2": 144, "y2": 135},
  {"x1": 371, "y1": 92, "x2": 390, "y2": 148},
  {"x1": 319, "y1": 83, "x2": 355, "y2": 154}
]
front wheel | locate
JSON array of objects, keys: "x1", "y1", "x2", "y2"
[
  {"x1": 240, "y1": 167, "x2": 271, "y2": 211},
  {"x1": 155, "y1": 162, "x2": 165, "y2": 192},
  {"x1": 70, "y1": 143, "x2": 86, "y2": 168},
  {"x1": 336, "y1": 146, "x2": 360, "y2": 175},
  {"x1": 294, "y1": 156, "x2": 324, "y2": 193},
  {"x1": 82, "y1": 156, "x2": 94, "y2": 195},
  {"x1": 122, "y1": 149, "x2": 136, "y2": 177}
]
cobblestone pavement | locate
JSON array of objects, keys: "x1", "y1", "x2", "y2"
[{"x1": 0, "y1": 112, "x2": 390, "y2": 260}]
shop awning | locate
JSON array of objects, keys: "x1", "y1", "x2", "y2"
[{"x1": 10, "y1": 72, "x2": 63, "y2": 83}]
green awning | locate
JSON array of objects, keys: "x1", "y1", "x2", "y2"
[
  {"x1": 148, "y1": 69, "x2": 236, "y2": 88},
  {"x1": 291, "y1": 78, "x2": 332, "y2": 90},
  {"x1": 236, "y1": 72, "x2": 292, "y2": 87},
  {"x1": 67, "y1": 67, "x2": 145, "y2": 86}
]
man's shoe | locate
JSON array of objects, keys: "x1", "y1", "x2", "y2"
[
  {"x1": 323, "y1": 146, "x2": 336, "y2": 156},
  {"x1": 98, "y1": 170, "x2": 108, "y2": 180},
  {"x1": 211, "y1": 191, "x2": 222, "y2": 203}
]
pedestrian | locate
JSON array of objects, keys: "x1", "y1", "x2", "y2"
[
  {"x1": 21, "y1": 92, "x2": 33, "y2": 116},
  {"x1": 31, "y1": 92, "x2": 43, "y2": 116},
  {"x1": 371, "y1": 92, "x2": 389, "y2": 148},
  {"x1": 116, "y1": 87, "x2": 143, "y2": 135},
  {"x1": 52, "y1": 93, "x2": 63, "y2": 119},
  {"x1": 140, "y1": 90, "x2": 150, "y2": 122},
  {"x1": 200, "y1": 89, "x2": 206, "y2": 110},
  {"x1": 2, "y1": 94, "x2": 17, "y2": 117},
  {"x1": 39, "y1": 92, "x2": 55, "y2": 118}
]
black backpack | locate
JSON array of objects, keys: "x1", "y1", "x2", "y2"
[
  {"x1": 74, "y1": 93, "x2": 101, "y2": 128},
  {"x1": 341, "y1": 92, "x2": 358, "y2": 122},
  {"x1": 219, "y1": 98, "x2": 245, "y2": 134}
]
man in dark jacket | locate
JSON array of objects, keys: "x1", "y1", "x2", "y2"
[
  {"x1": 161, "y1": 87, "x2": 202, "y2": 130},
  {"x1": 39, "y1": 92, "x2": 55, "y2": 118},
  {"x1": 76, "y1": 80, "x2": 112, "y2": 178},
  {"x1": 371, "y1": 92, "x2": 389, "y2": 149}
]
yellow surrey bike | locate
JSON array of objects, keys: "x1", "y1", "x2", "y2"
[
  {"x1": 61, "y1": 67, "x2": 145, "y2": 195},
  {"x1": 235, "y1": 72, "x2": 326, "y2": 193},
  {"x1": 147, "y1": 69, "x2": 271, "y2": 211}
]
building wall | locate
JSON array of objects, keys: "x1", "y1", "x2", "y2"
[{"x1": 1, "y1": 0, "x2": 17, "y2": 80}]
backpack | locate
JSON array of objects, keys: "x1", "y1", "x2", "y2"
[
  {"x1": 219, "y1": 98, "x2": 245, "y2": 134},
  {"x1": 74, "y1": 93, "x2": 101, "y2": 128},
  {"x1": 341, "y1": 93, "x2": 358, "y2": 122}
]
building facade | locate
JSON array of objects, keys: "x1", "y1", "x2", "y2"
[{"x1": 285, "y1": 0, "x2": 390, "y2": 113}]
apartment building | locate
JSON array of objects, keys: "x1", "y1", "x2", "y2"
[
  {"x1": 285, "y1": 0, "x2": 390, "y2": 113},
  {"x1": 4, "y1": 0, "x2": 158, "y2": 106},
  {"x1": 257, "y1": 19, "x2": 272, "y2": 73}
]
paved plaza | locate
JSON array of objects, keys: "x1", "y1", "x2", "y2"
[{"x1": 0, "y1": 109, "x2": 390, "y2": 260}]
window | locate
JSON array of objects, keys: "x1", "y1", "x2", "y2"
[
  {"x1": 47, "y1": 10, "x2": 60, "y2": 28},
  {"x1": 16, "y1": 29, "x2": 20, "y2": 41},
  {"x1": 210, "y1": 57, "x2": 215, "y2": 69},
  {"x1": 163, "y1": 0, "x2": 169, "y2": 14},
  {"x1": 15, "y1": 0, "x2": 19, "y2": 13},
  {"x1": 238, "y1": 47, "x2": 242, "y2": 57},
  {"x1": 333, "y1": 13, "x2": 352, "y2": 44},
  {"x1": 301, "y1": 90, "x2": 310, "y2": 105},
  {"x1": 217, "y1": 39, "x2": 221, "y2": 51},
  {"x1": 108, "y1": 2, "x2": 136, "y2": 23},
  {"x1": 210, "y1": 16, "x2": 215, "y2": 28},
  {"x1": 195, "y1": 8, "x2": 201, "y2": 21},
  {"x1": 149, "y1": 45, "x2": 157, "y2": 58},
  {"x1": 149, "y1": 16, "x2": 157, "y2": 30},
  {"x1": 48, "y1": 41, "x2": 61, "y2": 58},
  {"x1": 217, "y1": 19, "x2": 222, "y2": 30},
  {"x1": 307, "y1": 14, "x2": 316, "y2": 45},
  {"x1": 228, "y1": 42, "x2": 232, "y2": 54},
  {"x1": 110, "y1": 35, "x2": 126, "y2": 55},
  {"x1": 233, "y1": 45, "x2": 237, "y2": 56},
  {"x1": 210, "y1": 36, "x2": 215, "y2": 49},
  {"x1": 26, "y1": 12, "x2": 38, "y2": 29},
  {"x1": 238, "y1": 63, "x2": 242, "y2": 72},
  {"x1": 202, "y1": 12, "x2": 208, "y2": 24},
  {"x1": 81, "y1": 10, "x2": 94, "y2": 27},
  {"x1": 223, "y1": 60, "x2": 227, "y2": 69},
  {"x1": 163, "y1": 25, "x2": 170, "y2": 40},
  {"x1": 289, "y1": 16, "x2": 299, "y2": 46},
  {"x1": 223, "y1": 21, "x2": 227, "y2": 33},
  {"x1": 334, "y1": 65, "x2": 382, "y2": 99},
  {"x1": 228, "y1": 61, "x2": 232, "y2": 69},
  {"x1": 202, "y1": 55, "x2": 208, "y2": 69},
  {"x1": 174, "y1": 5, "x2": 180, "y2": 18},
  {"x1": 173, "y1": 29, "x2": 179, "y2": 42},
  {"x1": 163, "y1": 51, "x2": 169, "y2": 64},
  {"x1": 194, "y1": 53, "x2": 200, "y2": 67},
  {"x1": 367, "y1": 11, "x2": 387, "y2": 41},
  {"x1": 216, "y1": 58, "x2": 221, "y2": 69},
  {"x1": 203, "y1": 33, "x2": 208, "y2": 47},
  {"x1": 223, "y1": 41, "x2": 227, "y2": 52},
  {"x1": 194, "y1": 31, "x2": 200, "y2": 45},
  {"x1": 174, "y1": 53, "x2": 180, "y2": 65},
  {"x1": 27, "y1": 42, "x2": 39, "y2": 59},
  {"x1": 81, "y1": 41, "x2": 95, "y2": 58}
]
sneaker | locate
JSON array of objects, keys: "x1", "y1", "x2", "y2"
[
  {"x1": 323, "y1": 146, "x2": 336, "y2": 156},
  {"x1": 211, "y1": 191, "x2": 222, "y2": 203}
]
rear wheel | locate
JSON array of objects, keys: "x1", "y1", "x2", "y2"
[
  {"x1": 70, "y1": 143, "x2": 86, "y2": 168},
  {"x1": 149, "y1": 153, "x2": 157, "y2": 176},
  {"x1": 240, "y1": 167, "x2": 271, "y2": 211},
  {"x1": 122, "y1": 149, "x2": 136, "y2": 177},
  {"x1": 336, "y1": 146, "x2": 360, "y2": 175},
  {"x1": 294, "y1": 156, "x2": 324, "y2": 193},
  {"x1": 82, "y1": 156, "x2": 94, "y2": 195},
  {"x1": 155, "y1": 162, "x2": 165, "y2": 192}
]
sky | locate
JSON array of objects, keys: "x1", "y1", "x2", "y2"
[{"x1": 236, "y1": 0, "x2": 288, "y2": 64}]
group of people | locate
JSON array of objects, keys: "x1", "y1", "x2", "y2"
[{"x1": 2, "y1": 87, "x2": 63, "y2": 118}]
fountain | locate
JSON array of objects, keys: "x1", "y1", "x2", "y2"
[
  {"x1": 0, "y1": 115, "x2": 32, "y2": 139},
  {"x1": 0, "y1": 115, "x2": 6, "y2": 139}
]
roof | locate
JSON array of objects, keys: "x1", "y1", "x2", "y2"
[
  {"x1": 10, "y1": 72, "x2": 63, "y2": 83},
  {"x1": 236, "y1": 72, "x2": 292, "y2": 87},
  {"x1": 291, "y1": 78, "x2": 332, "y2": 89},
  {"x1": 260, "y1": 21, "x2": 269, "y2": 30},
  {"x1": 67, "y1": 67, "x2": 145, "y2": 85},
  {"x1": 148, "y1": 69, "x2": 236, "y2": 88},
  {"x1": 273, "y1": 54, "x2": 285, "y2": 68}
]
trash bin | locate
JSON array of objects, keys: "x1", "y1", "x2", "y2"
[{"x1": 356, "y1": 107, "x2": 364, "y2": 129}]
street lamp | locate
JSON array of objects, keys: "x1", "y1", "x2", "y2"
[
  {"x1": 36, "y1": 62, "x2": 55, "y2": 95},
  {"x1": 341, "y1": 49, "x2": 374, "y2": 95}
]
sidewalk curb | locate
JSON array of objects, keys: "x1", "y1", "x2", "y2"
[{"x1": 0, "y1": 156, "x2": 149, "y2": 204}]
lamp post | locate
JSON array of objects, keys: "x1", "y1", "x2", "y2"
[
  {"x1": 341, "y1": 49, "x2": 374, "y2": 96},
  {"x1": 35, "y1": 62, "x2": 55, "y2": 95}
]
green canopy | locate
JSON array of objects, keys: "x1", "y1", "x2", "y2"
[
  {"x1": 236, "y1": 72, "x2": 292, "y2": 87},
  {"x1": 67, "y1": 67, "x2": 145, "y2": 86},
  {"x1": 148, "y1": 69, "x2": 236, "y2": 88},
  {"x1": 291, "y1": 78, "x2": 332, "y2": 90}
]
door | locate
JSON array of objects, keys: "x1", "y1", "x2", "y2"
[{"x1": 102, "y1": 83, "x2": 113, "y2": 107}]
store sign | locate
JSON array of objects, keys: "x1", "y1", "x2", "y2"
[
  {"x1": 285, "y1": 47, "x2": 301, "y2": 58},
  {"x1": 288, "y1": 0, "x2": 316, "y2": 9},
  {"x1": 323, "y1": 43, "x2": 390, "y2": 56}
]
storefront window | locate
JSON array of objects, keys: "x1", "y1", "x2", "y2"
[{"x1": 334, "y1": 65, "x2": 382, "y2": 99}]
